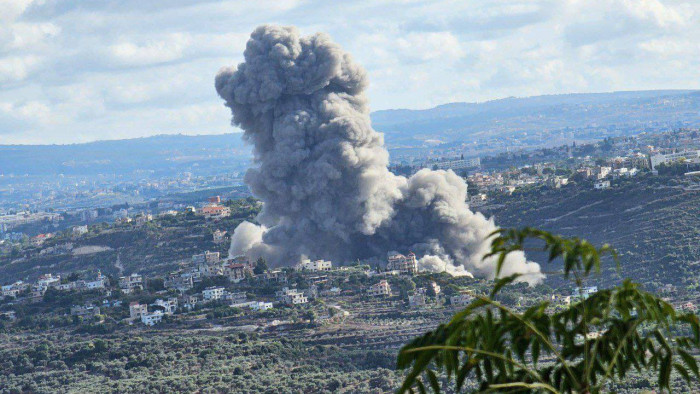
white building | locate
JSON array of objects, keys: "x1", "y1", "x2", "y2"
[
  {"x1": 203, "y1": 286, "x2": 225, "y2": 301},
  {"x1": 650, "y1": 150, "x2": 700, "y2": 170},
  {"x1": 72, "y1": 225, "x2": 88, "y2": 236},
  {"x1": 596, "y1": 166, "x2": 612, "y2": 179},
  {"x1": 429, "y1": 281, "x2": 441, "y2": 296},
  {"x1": 276, "y1": 287, "x2": 308, "y2": 305},
  {"x1": 594, "y1": 180, "x2": 610, "y2": 190},
  {"x1": 367, "y1": 280, "x2": 391, "y2": 297},
  {"x1": 153, "y1": 298, "x2": 178, "y2": 315},
  {"x1": 431, "y1": 157, "x2": 480, "y2": 171},
  {"x1": 573, "y1": 286, "x2": 598, "y2": 300},
  {"x1": 296, "y1": 258, "x2": 332, "y2": 272},
  {"x1": 250, "y1": 301, "x2": 273, "y2": 311},
  {"x1": 141, "y1": 311, "x2": 164, "y2": 326},
  {"x1": 37, "y1": 274, "x2": 60, "y2": 290},
  {"x1": 85, "y1": 271, "x2": 107, "y2": 290}
]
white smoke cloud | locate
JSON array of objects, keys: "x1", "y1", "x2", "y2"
[{"x1": 216, "y1": 25, "x2": 544, "y2": 285}]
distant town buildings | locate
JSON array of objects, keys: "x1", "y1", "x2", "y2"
[
  {"x1": 649, "y1": 149, "x2": 700, "y2": 170},
  {"x1": 431, "y1": 157, "x2": 481, "y2": 171}
]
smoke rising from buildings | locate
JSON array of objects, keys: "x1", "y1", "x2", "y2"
[{"x1": 216, "y1": 25, "x2": 544, "y2": 285}]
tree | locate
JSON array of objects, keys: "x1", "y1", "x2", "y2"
[
  {"x1": 397, "y1": 227, "x2": 700, "y2": 393},
  {"x1": 254, "y1": 257, "x2": 268, "y2": 275}
]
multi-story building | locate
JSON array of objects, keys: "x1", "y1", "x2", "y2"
[
  {"x1": 594, "y1": 180, "x2": 610, "y2": 190},
  {"x1": 85, "y1": 271, "x2": 107, "y2": 290},
  {"x1": 572, "y1": 286, "x2": 598, "y2": 300},
  {"x1": 70, "y1": 305, "x2": 101, "y2": 317},
  {"x1": 203, "y1": 286, "x2": 225, "y2": 301},
  {"x1": 387, "y1": 252, "x2": 418, "y2": 275},
  {"x1": 429, "y1": 281, "x2": 441, "y2": 296},
  {"x1": 199, "y1": 204, "x2": 231, "y2": 220},
  {"x1": 164, "y1": 273, "x2": 194, "y2": 292},
  {"x1": 129, "y1": 302, "x2": 148, "y2": 319},
  {"x1": 37, "y1": 274, "x2": 60, "y2": 290},
  {"x1": 181, "y1": 295, "x2": 200, "y2": 310},
  {"x1": 431, "y1": 157, "x2": 481, "y2": 171},
  {"x1": 408, "y1": 289, "x2": 427, "y2": 307},
  {"x1": 262, "y1": 270, "x2": 287, "y2": 283},
  {"x1": 650, "y1": 149, "x2": 700, "y2": 170},
  {"x1": 223, "y1": 263, "x2": 252, "y2": 282},
  {"x1": 450, "y1": 293, "x2": 474, "y2": 307},
  {"x1": 192, "y1": 251, "x2": 220, "y2": 265},
  {"x1": 225, "y1": 292, "x2": 247, "y2": 306},
  {"x1": 141, "y1": 311, "x2": 164, "y2": 326},
  {"x1": 193, "y1": 251, "x2": 222, "y2": 277},
  {"x1": 296, "y1": 258, "x2": 332, "y2": 272},
  {"x1": 119, "y1": 273, "x2": 143, "y2": 294},
  {"x1": 250, "y1": 301, "x2": 273, "y2": 311},
  {"x1": 212, "y1": 229, "x2": 227, "y2": 244},
  {"x1": 276, "y1": 287, "x2": 308, "y2": 305},
  {"x1": 152, "y1": 298, "x2": 178, "y2": 315},
  {"x1": 367, "y1": 280, "x2": 391, "y2": 297},
  {"x1": 2, "y1": 281, "x2": 28, "y2": 297},
  {"x1": 72, "y1": 225, "x2": 88, "y2": 236}
]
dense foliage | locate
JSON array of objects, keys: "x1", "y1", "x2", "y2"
[{"x1": 398, "y1": 228, "x2": 700, "y2": 393}]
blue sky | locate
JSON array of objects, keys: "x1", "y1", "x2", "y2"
[{"x1": 1, "y1": 0, "x2": 698, "y2": 144}]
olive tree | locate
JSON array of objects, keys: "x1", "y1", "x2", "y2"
[{"x1": 397, "y1": 228, "x2": 700, "y2": 393}]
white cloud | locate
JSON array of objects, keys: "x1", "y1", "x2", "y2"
[
  {"x1": 396, "y1": 32, "x2": 465, "y2": 62},
  {"x1": 0, "y1": 0, "x2": 699, "y2": 144},
  {"x1": 0, "y1": 55, "x2": 42, "y2": 83},
  {"x1": 108, "y1": 33, "x2": 193, "y2": 67}
]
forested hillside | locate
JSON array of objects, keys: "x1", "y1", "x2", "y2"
[{"x1": 482, "y1": 175, "x2": 700, "y2": 291}]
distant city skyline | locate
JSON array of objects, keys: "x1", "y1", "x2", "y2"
[{"x1": 1, "y1": 0, "x2": 699, "y2": 144}]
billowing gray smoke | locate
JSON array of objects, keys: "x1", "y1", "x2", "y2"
[{"x1": 216, "y1": 25, "x2": 544, "y2": 285}]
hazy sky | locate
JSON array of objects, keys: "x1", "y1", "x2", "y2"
[{"x1": 1, "y1": 0, "x2": 699, "y2": 144}]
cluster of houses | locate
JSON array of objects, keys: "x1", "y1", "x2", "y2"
[
  {"x1": 1, "y1": 244, "x2": 508, "y2": 328},
  {"x1": 129, "y1": 298, "x2": 178, "y2": 326},
  {"x1": 1, "y1": 271, "x2": 110, "y2": 299}
]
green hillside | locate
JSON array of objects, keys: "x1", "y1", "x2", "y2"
[{"x1": 482, "y1": 174, "x2": 700, "y2": 291}]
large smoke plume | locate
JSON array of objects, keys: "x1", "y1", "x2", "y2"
[{"x1": 216, "y1": 25, "x2": 544, "y2": 285}]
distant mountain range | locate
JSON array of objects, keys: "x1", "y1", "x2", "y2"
[
  {"x1": 2, "y1": 90, "x2": 700, "y2": 176},
  {"x1": 0, "y1": 134, "x2": 250, "y2": 177},
  {"x1": 371, "y1": 89, "x2": 700, "y2": 147}
]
